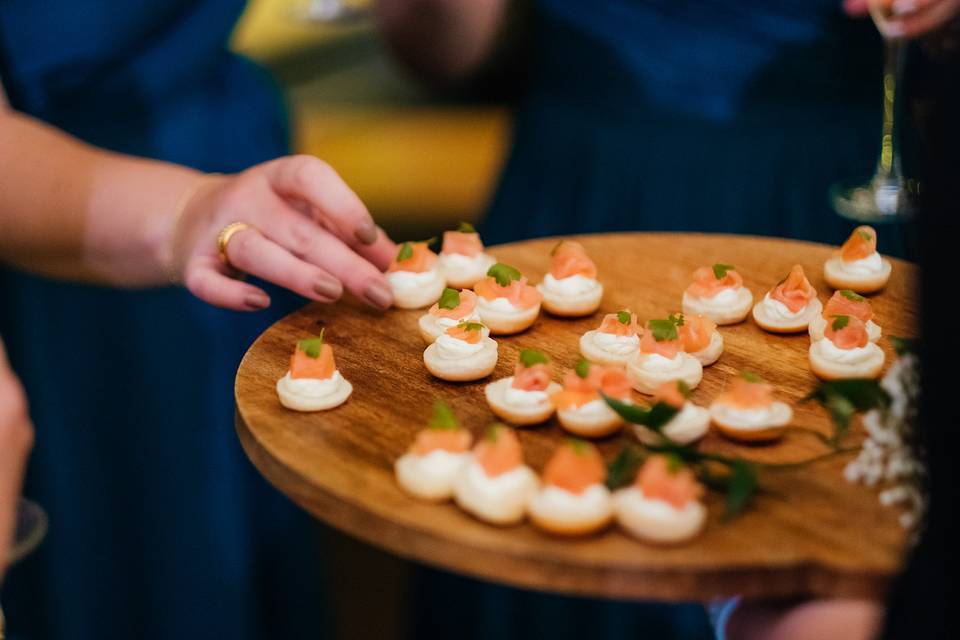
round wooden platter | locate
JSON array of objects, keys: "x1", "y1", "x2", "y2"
[{"x1": 235, "y1": 232, "x2": 917, "y2": 602}]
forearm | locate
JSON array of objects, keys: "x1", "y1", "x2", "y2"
[
  {"x1": 376, "y1": 0, "x2": 507, "y2": 83},
  {"x1": 0, "y1": 108, "x2": 203, "y2": 286}
]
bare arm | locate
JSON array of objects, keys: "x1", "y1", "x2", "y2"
[
  {"x1": 0, "y1": 338, "x2": 33, "y2": 581},
  {"x1": 0, "y1": 103, "x2": 397, "y2": 310},
  {"x1": 375, "y1": 0, "x2": 509, "y2": 84}
]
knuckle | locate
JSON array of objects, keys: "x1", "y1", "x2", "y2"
[{"x1": 286, "y1": 223, "x2": 315, "y2": 257}]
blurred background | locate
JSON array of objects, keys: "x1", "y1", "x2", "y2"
[{"x1": 232, "y1": 0, "x2": 508, "y2": 242}]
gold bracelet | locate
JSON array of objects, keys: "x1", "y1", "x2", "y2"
[{"x1": 165, "y1": 173, "x2": 225, "y2": 284}]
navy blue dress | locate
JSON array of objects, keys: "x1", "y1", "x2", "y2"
[{"x1": 0, "y1": 2, "x2": 325, "y2": 639}]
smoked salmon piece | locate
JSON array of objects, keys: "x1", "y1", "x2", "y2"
[
  {"x1": 769, "y1": 265, "x2": 816, "y2": 313},
  {"x1": 429, "y1": 289, "x2": 478, "y2": 319},
  {"x1": 475, "y1": 426, "x2": 523, "y2": 477},
  {"x1": 686, "y1": 265, "x2": 743, "y2": 299},
  {"x1": 637, "y1": 455, "x2": 704, "y2": 509},
  {"x1": 653, "y1": 380, "x2": 687, "y2": 409},
  {"x1": 552, "y1": 365, "x2": 630, "y2": 409},
  {"x1": 442, "y1": 231, "x2": 483, "y2": 257},
  {"x1": 823, "y1": 290, "x2": 873, "y2": 323},
  {"x1": 840, "y1": 226, "x2": 877, "y2": 262},
  {"x1": 413, "y1": 428, "x2": 472, "y2": 456},
  {"x1": 543, "y1": 441, "x2": 606, "y2": 494},
  {"x1": 389, "y1": 242, "x2": 437, "y2": 273},
  {"x1": 445, "y1": 323, "x2": 483, "y2": 344},
  {"x1": 824, "y1": 315, "x2": 869, "y2": 349},
  {"x1": 550, "y1": 241, "x2": 598, "y2": 279},
  {"x1": 512, "y1": 363, "x2": 552, "y2": 391},
  {"x1": 640, "y1": 327, "x2": 681, "y2": 359},
  {"x1": 678, "y1": 314, "x2": 715, "y2": 353},
  {"x1": 290, "y1": 342, "x2": 336, "y2": 380},
  {"x1": 718, "y1": 374, "x2": 773, "y2": 409},
  {"x1": 598, "y1": 311, "x2": 640, "y2": 336},
  {"x1": 474, "y1": 276, "x2": 542, "y2": 309}
]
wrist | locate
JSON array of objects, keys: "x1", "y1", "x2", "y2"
[{"x1": 156, "y1": 173, "x2": 228, "y2": 284}]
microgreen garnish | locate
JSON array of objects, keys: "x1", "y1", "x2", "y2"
[
  {"x1": 740, "y1": 370, "x2": 762, "y2": 383},
  {"x1": 889, "y1": 335, "x2": 919, "y2": 356},
  {"x1": 831, "y1": 315, "x2": 850, "y2": 331},
  {"x1": 604, "y1": 395, "x2": 678, "y2": 431},
  {"x1": 839, "y1": 289, "x2": 865, "y2": 302},
  {"x1": 457, "y1": 221, "x2": 477, "y2": 233},
  {"x1": 648, "y1": 319, "x2": 679, "y2": 342},
  {"x1": 438, "y1": 287, "x2": 461, "y2": 310},
  {"x1": 297, "y1": 329, "x2": 325, "y2": 358},
  {"x1": 568, "y1": 438, "x2": 590, "y2": 455},
  {"x1": 574, "y1": 358, "x2": 591, "y2": 379},
  {"x1": 712, "y1": 263, "x2": 735, "y2": 279},
  {"x1": 519, "y1": 349, "x2": 549, "y2": 367},
  {"x1": 456, "y1": 321, "x2": 484, "y2": 332},
  {"x1": 487, "y1": 263, "x2": 522, "y2": 287},
  {"x1": 677, "y1": 379, "x2": 691, "y2": 398},
  {"x1": 429, "y1": 400, "x2": 459, "y2": 431},
  {"x1": 396, "y1": 242, "x2": 413, "y2": 262},
  {"x1": 484, "y1": 423, "x2": 507, "y2": 442},
  {"x1": 617, "y1": 310, "x2": 632, "y2": 325},
  {"x1": 668, "y1": 313, "x2": 684, "y2": 327},
  {"x1": 805, "y1": 379, "x2": 890, "y2": 446},
  {"x1": 857, "y1": 229, "x2": 874, "y2": 241}
]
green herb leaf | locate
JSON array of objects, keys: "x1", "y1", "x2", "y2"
[
  {"x1": 617, "y1": 310, "x2": 632, "y2": 325},
  {"x1": 429, "y1": 400, "x2": 459, "y2": 430},
  {"x1": 457, "y1": 221, "x2": 477, "y2": 233},
  {"x1": 484, "y1": 423, "x2": 508, "y2": 442},
  {"x1": 831, "y1": 315, "x2": 850, "y2": 331},
  {"x1": 804, "y1": 379, "x2": 890, "y2": 446},
  {"x1": 712, "y1": 263, "x2": 735, "y2": 279},
  {"x1": 455, "y1": 321, "x2": 485, "y2": 332},
  {"x1": 297, "y1": 329, "x2": 325, "y2": 358},
  {"x1": 857, "y1": 229, "x2": 874, "y2": 241},
  {"x1": 568, "y1": 438, "x2": 590, "y2": 456},
  {"x1": 649, "y1": 319, "x2": 679, "y2": 342},
  {"x1": 839, "y1": 289, "x2": 865, "y2": 302},
  {"x1": 396, "y1": 242, "x2": 413, "y2": 262},
  {"x1": 676, "y1": 379, "x2": 691, "y2": 398},
  {"x1": 740, "y1": 370, "x2": 762, "y2": 383},
  {"x1": 574, "y1": 358, "x2": 591, "y2": 378},
  {"x1": 487, "y1": 263, "x2": 522, "y2": 287},
  {"x1": 603, "y1": 395, "x2": 679, "y2": 430},
  {"x1": 889, "y1": 335, "x2": 919, "y2": 356},
  {"x1": 438, "y1": 287, "x2": 461, "y2": 310},
  {"x1": 668, "y1": 313, "x2": 685, "y2": 327},
  {"x1": 519, "y1": 349, "x2": 549, "y2": 367},
  {"x1": 606, "y1": 446, "x2": 646, "y2": 490},
  {"x1": 724, "y1": 460, "x2": 758, "y2": 520}
]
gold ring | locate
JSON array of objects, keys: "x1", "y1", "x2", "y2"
[{"x1": 217, "y1": 221, "x2": 252, "y2": 265}]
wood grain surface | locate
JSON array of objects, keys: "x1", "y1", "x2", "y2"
[{"x1": 235, "y1": 233, "x2": 918, "y2": 602}]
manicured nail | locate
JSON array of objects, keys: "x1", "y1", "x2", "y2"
[
  {"x1": 355, "y1": 220, "x2": 378, "y2": 245},
  {"x1": 892, "y1": 0, "x2": 914, "y2": 15},
  {"x1": 246, "y1": 293, "x2": 271, "y2": 310},
  {"x1": 314, "y1": 276, "x2": 343, "y2": 300},
  {"x1": 362, "y1": 280, "x2": 393, "y2": 310}
]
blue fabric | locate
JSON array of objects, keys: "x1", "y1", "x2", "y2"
[{"x1": 0, "y1": 2, "x2": 326, "y2": 639}]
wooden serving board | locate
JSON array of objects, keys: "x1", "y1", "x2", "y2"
[{"x1": 235, "y1": 233, "x2": 917, "y2": 602}]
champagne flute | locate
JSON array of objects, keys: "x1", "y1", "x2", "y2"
[
  {"x1": 1, "y1": 499, "x2": 48, "y2": 639},
  {"x1": 831, "y1": 0, "x2": 919, "y2": 222}
]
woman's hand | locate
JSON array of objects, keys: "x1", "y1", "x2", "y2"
[
  {"x1": 0, "y1": 338, "x2": 34, "y2": 581},
  {"x1": 844, "y1": 0, "x2": 960, "y2": 38},
  {"x1": 170, "y1": 155, "x2": 398, "y2": 311}
]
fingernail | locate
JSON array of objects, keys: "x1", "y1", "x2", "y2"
[
  {"x1": 314, "y1": 276, "x2": 343, "y2": 300},
  {"x1": 246, "y1": 294, "x2": 270, "y2": 310},
  {"x1": 355, "y1": 220, "x2": 378, "y2": 245},
  {"x1": 893, "y1": 0, "x2": 914, "y2": 15},
  {"x1": 362, "y1": 280, "x2": 393, "y2": 310}
]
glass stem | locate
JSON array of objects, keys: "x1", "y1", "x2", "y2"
[{"x1": 876, "y1": 38, "x2": 906, "y2": 181}]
